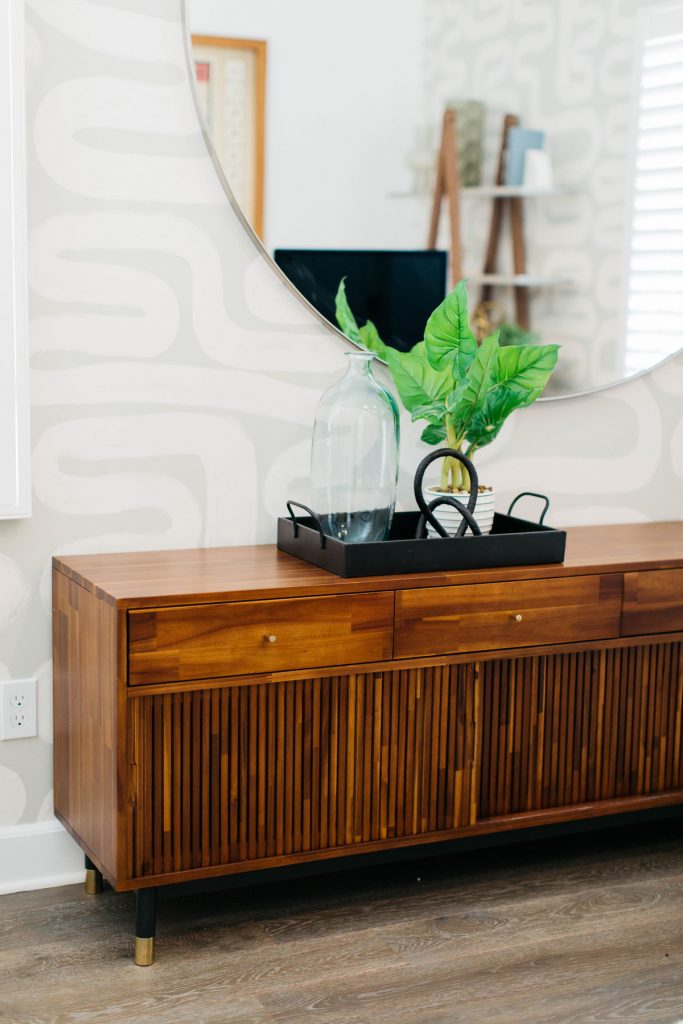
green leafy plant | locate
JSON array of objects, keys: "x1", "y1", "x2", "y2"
[
  {"x1": 498, "y1": 320, "x2": 540, "y2": 347},
  {"x1": 335, "y1": 278, "x2": 559, "y2": 492}
]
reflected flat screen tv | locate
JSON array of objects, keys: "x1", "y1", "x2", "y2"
[{"x1": 273, "y1": 249, "x2": 448, "y2": 353}]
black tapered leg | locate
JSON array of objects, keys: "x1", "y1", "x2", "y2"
[
  {"x1": 84, "y1": 855, "x2": 102, "y2": 895},
  {"x1": 134, "y1": 888, "x2": 157, "y2": 966}
]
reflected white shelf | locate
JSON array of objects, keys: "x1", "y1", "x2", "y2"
[
  {"x1": 388, "y1": 185, "x2": 571, "y2": 199},
  {"x1": 467, "y1": 272, "x2": 575, "y2": 288},
  {"x1": 462, "y1": 185, "x2": 570, "y2": 198}
]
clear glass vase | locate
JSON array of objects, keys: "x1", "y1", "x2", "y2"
[{"x1": 311, "y1": 352, "x2": 400, "y2": 542}]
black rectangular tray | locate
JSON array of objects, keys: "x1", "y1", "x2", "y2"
[{"x1": 277, "y1": 510, "x2": 566, "y2": 578}]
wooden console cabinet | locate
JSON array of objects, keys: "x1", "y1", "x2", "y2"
[{"x1": 52, "y1": 523, "x2": 683, "y2": 964}]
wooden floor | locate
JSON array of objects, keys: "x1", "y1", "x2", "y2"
[{"x1": 1, "y1": 818, "x2": 683, "y2": 1024}]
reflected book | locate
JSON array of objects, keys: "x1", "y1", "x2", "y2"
[{"x1": 505, "y1": 127, "x2": 544, "y2": 186}]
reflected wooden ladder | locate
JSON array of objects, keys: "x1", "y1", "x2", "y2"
[{"x1": 428, "y1": 110, "x2": 530, "y2": 329}]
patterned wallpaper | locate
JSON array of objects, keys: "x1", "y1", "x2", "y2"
[{"x1": 0, "y1": 0, "x2": 681, "y2": 831}]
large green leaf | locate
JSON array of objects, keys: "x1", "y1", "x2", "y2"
[
  {"x1": 424, "y1": 280, "x2": 478, "y2": 378},
  {"x1": 444, "y1": 378, "x2": 469, "y2": 416},
  {"x1": 334, "y1": 278, "x2": 361, "y2": 345},
  {"x1": 385, "y1": 342, "x2": 452, "y2": 415},
  {"x1": 359, "y1": 319, "x2": 389, "y2": 359},
  {"x1": 465, "y1": 387, "x2": 528, "y2": 450},
  {"x1": 421, "y1": 423, "x2": 447, "y2": 444},
  {"x1": 448, "y1": 332, "x2": 500, "y2": 434},
  {"x1": 335, "y1": 278, "x2": 390, "y2": 358},
  {"x1": 497, "y1": 344, "x2": 560, "y2": 405},
  {"x1": 464, "y1": 342, "x2": 560, "y2": 449},
  {"x1": 411, "y1": 400, "x2": 447, "y2": 425}
]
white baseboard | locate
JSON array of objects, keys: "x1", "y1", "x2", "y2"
[{"x1": 0, "y1": 819, "x2": 84, "y2": 894}]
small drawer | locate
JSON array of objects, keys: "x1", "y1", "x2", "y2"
[
  {"x1": 622, "y1": 569, "x2": 683, "y2": 636},
  {"x1": 394, "y1": 574, "x2": 623, "y2": 659},
  {"x1": 128, "y1": 592, "x2": 394, "y2": 685}
]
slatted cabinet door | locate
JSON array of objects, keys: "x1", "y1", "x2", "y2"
[
  {"x1": 477, "y1": 641, "x2": 683, "y2": 820},
  {"x1": 127, "y1": 664, "x2": 479, "y2": 880}
]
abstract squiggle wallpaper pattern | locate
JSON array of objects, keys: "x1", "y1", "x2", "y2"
[{"x1": 0, "y1": 0, "x2": 681, "y2": 829}]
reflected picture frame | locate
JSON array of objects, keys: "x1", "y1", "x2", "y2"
[{"x1": 191, "y1": 34, "x2": 267, "y2": 238}]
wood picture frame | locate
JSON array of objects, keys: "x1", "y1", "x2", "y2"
[{"x1": 191, "y1": 35, "x2": 267, "y2": 238}]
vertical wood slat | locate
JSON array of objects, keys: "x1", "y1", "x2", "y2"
[
  {"x1": 128, "y1": 663, "x2": 478, "y2": 878},
  {"x1": 477, "y1": 641, "x2": 683, "y2": 819}
]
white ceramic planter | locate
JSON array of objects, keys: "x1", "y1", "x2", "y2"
[{"x1": 422, "y1": 484, "x2": 496, "y2": 536}]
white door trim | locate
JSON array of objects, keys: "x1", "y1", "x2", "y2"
[{"x1": 0, "y1": 0, "x2": 30, "y2": 519}]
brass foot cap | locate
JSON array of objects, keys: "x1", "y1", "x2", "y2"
[
  {"x1": 134, "y1": 936, "x2": 155, "y2": 967},
  {"x1": 84, "y1": 869, "x2": 102, "y2": 895}
]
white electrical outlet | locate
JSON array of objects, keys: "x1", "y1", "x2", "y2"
[{"x1": 0, "y1": 677, "x2": 37, "y2": 739}]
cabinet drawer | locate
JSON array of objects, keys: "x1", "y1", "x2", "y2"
[
  {"x1": 622, "y1": 569, "x2": 683, "y2": 636},
  {"x1": 128, "y1": 592, "x2": 394, "y2": 684},
  {"x1": 394, "y1": 574, "x2": 622, "y2": 659}
]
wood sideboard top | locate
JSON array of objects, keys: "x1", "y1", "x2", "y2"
[{"x1": 52, "y1": 521, "x2": 683, "y2": 609}]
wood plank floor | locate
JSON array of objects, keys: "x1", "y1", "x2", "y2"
[{"x1": 1, "y1": 819, "x2": 682, "y2": 1024}]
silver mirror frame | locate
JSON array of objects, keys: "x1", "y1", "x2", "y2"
[{"x1": 180, "y1": 0, "x2": 681, "y2": 402}]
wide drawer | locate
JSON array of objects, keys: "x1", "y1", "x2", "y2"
[
  {"x1": 622, "y1": 568, "x2": 683, "y2": 636},
  {"x1": 128, "y1": 592, "x2": 394, "y2": 684},
  {"x1": 394, "y1": 574, "x2": 623, "y2": 659}
]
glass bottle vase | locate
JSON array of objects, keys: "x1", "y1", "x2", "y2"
[{"x1": 311, "y1": 352, "x2": 400, "y2": 542}]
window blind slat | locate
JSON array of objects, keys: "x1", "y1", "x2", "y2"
[
  {"x1": 628, "y1": 313, "x2": 683, "y2": 333},
  {"x1": 631, "y1": 230, "x2": 683, "y2": 250},
  {"x1": 629, "y1": 273, "x2": 683, "y2": 292},
  {"x1": 638, "y1": 128, "x2": 683, "y2": 151},
  {"x1": 638, "y1": 148, "x2": 683, "y2": 170},
  {"x1": 644, "y1": 41, "x2": 683, "y2": 68},
  {"x1": 629, "y1": 291, "x2": 683, "y2": 312},
  {"x1": 640, "y1": 84, "x2": 683, "y2": 109},
  {"x1": 634, "y1": 191, "x2": 683, "y2": 211},
  {"x1": 634, "y1": 211, "x2": 683, "y2": 229},
  {"x1": 640, "y1": 108, "x2": 683, "y2": 130},
  {"x1": 643, "y1": 65, "x2": 683, "y2": 90},
  {"x1": 631, "y1": 253, "x2": 683, "y2": 271},
  {"x1": 636, "y1": 170, "x2": 683, "y2": 192}
]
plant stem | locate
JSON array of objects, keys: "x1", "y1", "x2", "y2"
[
  {"x1": 452, "y1": 458, "x2": 461, "y2": 490},
  {"x1": 442, "y1": 421, "x2": 453, "y2": 490}
]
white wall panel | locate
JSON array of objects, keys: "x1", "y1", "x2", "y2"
[{"x1": 0, "y1": 0, "x2": 30, "y2": 518}]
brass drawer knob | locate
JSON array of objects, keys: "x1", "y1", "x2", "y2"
[
  {"x1": 265, "y1": 634, "x2": 278, "y2": 643},
  {"x1": 513, "y1": 613, "x2": 523, "y2": 622}
]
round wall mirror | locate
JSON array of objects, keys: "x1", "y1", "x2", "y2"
[{"x1": 186, "y1": 0, "x2": 683, "y2": 399}]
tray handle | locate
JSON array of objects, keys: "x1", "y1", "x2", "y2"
[
  {"x1": 413, "y1": 447, "x2": 479, "y2": 538},
  {"x1": 507, "y1": 491, "x2": 551, "y2": 525},
  {"x1": 416, "y1": 495, "x2": 482, "y2": 540},
  {"x1": 286, "y1": 500, "x2": 326, "y2": 548}
]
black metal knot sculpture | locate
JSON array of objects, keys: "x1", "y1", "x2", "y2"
[{"x1": 413, "y1": 448, "x2": 482, "y2": 539}]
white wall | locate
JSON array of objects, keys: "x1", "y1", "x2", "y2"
[{"x1": 189, "y1": 0, "x2": 425, "y2": 250}]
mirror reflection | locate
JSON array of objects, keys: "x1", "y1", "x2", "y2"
[{"x1": 188, "y1": 0, "x2": 683, "y2": 398}]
